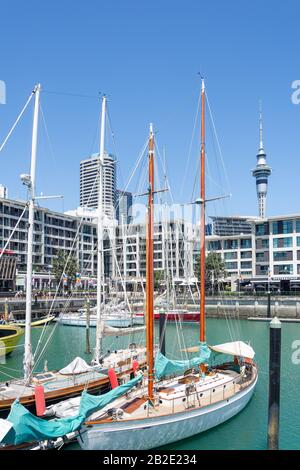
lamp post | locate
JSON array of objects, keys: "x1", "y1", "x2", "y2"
[{"x1": 267, "y1": 267, "x2": 271, "y2": 318}]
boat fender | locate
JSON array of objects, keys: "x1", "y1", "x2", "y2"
[
  {"x1": 108, "y1": 368, "x2": 119, "y2": 389},
  {"x1": 132, "y1": 360, "x2": 139, "y2": 375},
  {"x1": 35, "y1": 384, "x2": 46, "y2": 416}
]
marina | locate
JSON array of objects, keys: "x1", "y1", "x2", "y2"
[
  {"x1": 0, "y1": 318, "x2": 299, "y2": 449},
  {"x1": 1, "y1": 0, "x2": 300, "y2": 456}
]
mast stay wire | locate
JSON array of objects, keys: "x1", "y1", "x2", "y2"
[{"x1": 0, "y1": 90, "x2": 35, "y2": 154}]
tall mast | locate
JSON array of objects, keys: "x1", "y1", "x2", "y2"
[
  {"x1": 146, "y1": 123, "x2": 154, "y2": 401},
  {"x1": 24, "y1": 83, "x2": 41, "y2": 383},
  {"x1": 200, "y1": 79, "x2": 206, "y2": 343},
  {"x1": 94, "y1": 95, "x2": 106, "y2": 363}
]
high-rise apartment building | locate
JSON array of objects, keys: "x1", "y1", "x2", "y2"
[{"x1": 80, "y1": 152, "x2": 116, "y2": 218}]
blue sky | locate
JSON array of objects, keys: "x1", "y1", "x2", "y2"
[{"x1": 0, "y1": 0, "x2": 299, "y2": 217}]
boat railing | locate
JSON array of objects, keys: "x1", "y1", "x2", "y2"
[{"x1": 168, "y1": 369, "x2": 255, "y2": 412}]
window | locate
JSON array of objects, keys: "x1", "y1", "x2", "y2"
[
  {"x1": 272, "y1": 220, "x2": 293, "y2": 235},
  {"x1": 273, "y1": 237, "x2": 293, "y2": 248},
  {"x1": 225, "y1": 262, "x2": 238, "y2": 270},
  {"x1": 256, "y1": 223, "x2": 269, "y2": 236},
  {"x1": 273, "y1": 251, "x2": 293, "y2": 261},
  {"x1": 208, "y1": 241, "x2": 221, "y2": 251},
  {"x1": 241, "y1": 261, "x2": 252, "y2": 269},
  {"x1": 274, "y1": 264, "x2": 293, "y2": 275},
  {"x1": 297, "y1": 237, "x2": 300, "y2": 247},
  {"x1": 240, "y1": 239, "x2": 252, "y2": 248},
  {"x1": 256, "y1": 264, "x2": 269, "y2": 275},
  {"x1": 224, "y1": 239, "x2": 238, "y2": 250},
  {"x1": 241, "y1": 251, "x2": 252, "y2": 259},
  {"x1": 296, "y1": 221, "x2": 300, "y2": 233},
  {"x1": 256, "y1": 252, "x2": 268, "y2": 261},
  {"x1": 224, "y1": 252, "x2": 237, "y2": 260}
]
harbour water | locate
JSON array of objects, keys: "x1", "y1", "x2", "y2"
[{"x1": 1, "y1": 317, "x2": 299, "y2": 450}]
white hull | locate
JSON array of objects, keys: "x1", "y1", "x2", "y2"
[
  {"x1": 78, "y1": 374, "x2": 257, "y2": 450},
  {"x1": 58, "y1": 315, "x2": 133, "y2": 328}
]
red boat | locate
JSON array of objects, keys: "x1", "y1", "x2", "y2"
[{"x1": 134, "y1": 309, "x2": 199, "y2": 324}]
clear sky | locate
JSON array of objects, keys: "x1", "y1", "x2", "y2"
[{"x1": 0, "y1": 0, "x2": 299, "y2": 218}]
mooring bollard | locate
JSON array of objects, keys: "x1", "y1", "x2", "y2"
[{"x1": 267, "y1": 316, "x2": 281, "y2": 450}]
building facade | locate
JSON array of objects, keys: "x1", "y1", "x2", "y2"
[
  {"x1": 115, "y1": 190, "x2": 133, "y2": 225},
  {"x1": 205, "y1": 215, "x2": 300, "y2": 292}
]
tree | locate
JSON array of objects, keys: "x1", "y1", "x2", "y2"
[
  {"x1": 195, "y1": 252, "x2": 226, "y2": 290},
  {"x1": 154, "y1": 270, "x2": 165, "y2": 290},
  {"x1": 52, "y1": 250, "x2": 79, "y2": 292}
]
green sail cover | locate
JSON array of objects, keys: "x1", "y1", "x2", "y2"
[
  {"x1": 2, "y1": 373, "x2": 142, "y2": 446},
  {"x1": 155, "y1": 342, "x2": 211, "y2": 380}
]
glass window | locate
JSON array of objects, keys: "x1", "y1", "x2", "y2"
[
  {"x1": 225, "y1": 262, "x2": 238, "y2": 270},
  {"x1": 272, "y1": 220, "x2": 293, "y2": 235},
  {"x1": 273, "y1": 251, "x2": 293, "y2": 261},
  {"x1": 274, "y1": 264, "x2": 293, "y2": 275},
  {"x1": 240, "y1": 238, "x2": 252, "y2": 248},
  {"x1": 296, "y1": 221, "x2": 300, "y2": 233},
  {"x1": 241, "y1": 251, "x2": 252, "y2": 259},
  {"x1": 208, "y1": 241, "x2": 221, "y2": 251},
  {"x1": 241, "y1": 261, "x2": 252, "y2": 269},
  {"x1": 224, "y1": 252, "x2": 237, "y2": 260},
  {"x1": 297, "y1": 236, "x2": 300, "y2": 247},
  {"x1": 273, "y1": 237, "x2": 293, "y2": 248},
  {"x1": 256, "y1": 223, "x2": 269, "y2": 236},
  {"x1": 224, "y1": 239, "x2": 238, "y2": 250}
]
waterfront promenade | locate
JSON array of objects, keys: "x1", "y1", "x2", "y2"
[{"x1": 1, "y1": 293, "x2": 300, "y2": 320}]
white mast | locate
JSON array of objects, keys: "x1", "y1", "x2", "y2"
[
  {"x1": 94, "y1": 95, "x2": 106, "y2": 363},
  {"x1": 24, "y1": 83, "x2": 41, "y2": 383}
]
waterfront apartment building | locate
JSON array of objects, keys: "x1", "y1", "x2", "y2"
[
  {"x1": 0, "y1": 197, "x2": 101, "y2": 287},
  {"x1": 2, "y1": 194, "x2": 300, "y2": 293},
  {"x1": 206, "y1": 215, "x2": 300, "y2": 291},
  {"x1": 0, "y1": 197, "x2": 194, "y2": 291},
  {"x1": 114, "y1": 220, "x2": 195, "y2": 284},
  {"x1": 80, "y1": 152, "x2": 116, "y2": 218}
]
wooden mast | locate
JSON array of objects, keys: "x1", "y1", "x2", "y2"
[
  {"x1": 146, "y1": 123, "x2": 154, "y2": 401},
  {"x1": 200, "y1": 79, "x2": 206, "y2": 343}
]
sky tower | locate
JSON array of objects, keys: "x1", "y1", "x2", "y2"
[{"x1": 252, "y1": 104, "x2": 272, "y2": 218}]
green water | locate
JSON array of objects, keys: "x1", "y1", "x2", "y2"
[{"x1": 1, "y1": 318, "x2": 300, "y2": 450}]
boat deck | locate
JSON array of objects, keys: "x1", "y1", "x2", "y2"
[
  {"x1": 0, "y1": 369, "x2": 108, "y2": 401},
  {"x1": 86, "y1": 366, "x2": 256, "y2": 424}
]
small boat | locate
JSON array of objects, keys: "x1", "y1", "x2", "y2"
[
  {"x1": 0, "y1": 325, "x2": 23, "y2": 357},
  {"x1": 58, "y1": 311, "x2": 134, "y2": 328},
  {"x1": 13, "y1": 315, "x2": 55, "y2": 328},
  {"x1": 134, "y1": 309, "x2": 199, "y2": 324}
]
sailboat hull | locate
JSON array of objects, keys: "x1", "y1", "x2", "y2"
[{"x1": 78, "y1": 374, "x2": 257, "y2": 450}]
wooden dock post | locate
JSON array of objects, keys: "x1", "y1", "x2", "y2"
[{"x1": 267, "y1": 316, "x2": 281, "y2": 450}]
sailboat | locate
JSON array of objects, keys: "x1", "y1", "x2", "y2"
[
  {"x1": 0, "y1": 325, "x2": 23, "y2": 358},
  {"x1": 73, "y1": 80, "x2": 258, "y2": 450},
  {"x1": 0, "y1": 89, "x2": 146, "y2": 418}
]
